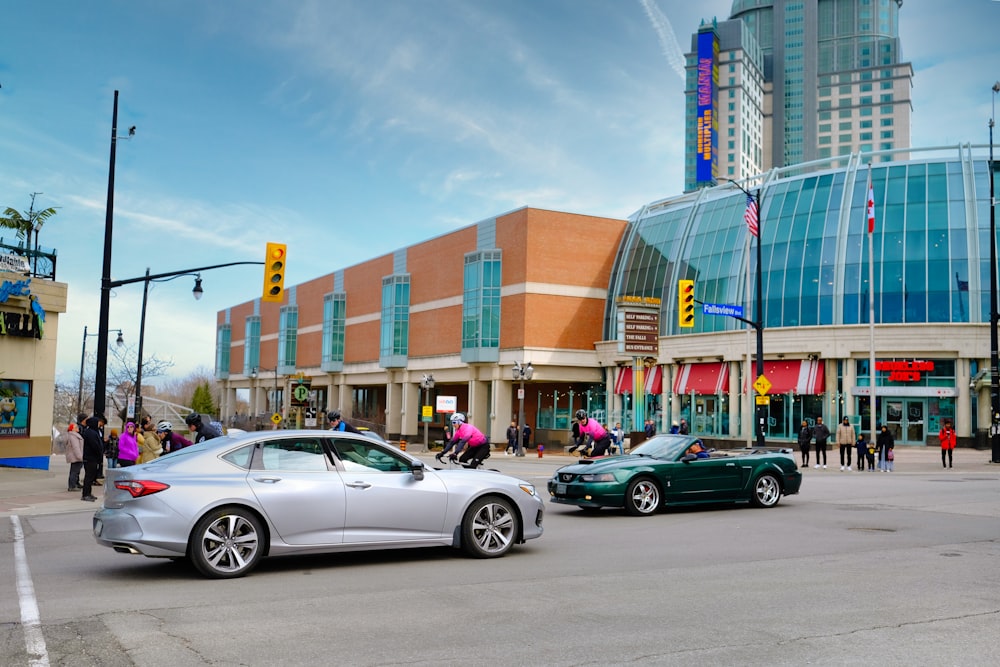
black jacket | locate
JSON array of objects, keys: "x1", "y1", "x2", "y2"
[{"x1": 82, "y1": 418, "x2": 104, "y2": 462}]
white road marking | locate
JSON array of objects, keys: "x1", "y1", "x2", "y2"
[{"x1": 10, "y1": 515, "x2": 50, "y2": 666}]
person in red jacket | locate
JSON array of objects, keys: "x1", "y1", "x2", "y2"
[{"x1": 939, "y1": 419, "x2": 957, "y2": 468}]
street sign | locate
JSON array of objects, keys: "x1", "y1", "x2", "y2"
[
  {"x1": 271, "y1": 412, "x2": 282, "y2": 425},
  {"x1": 292, "y1": 384, "x2": 310, "y2": 404},
  {"x1": 421, "y1": 405, "x2": 433, "y2": 423},
  {"x1": 436, "y1": 395, "x2": 457, "y2": 413},
  {"x1": 755, "y1": 395, "x2": 770, "y2": 405},
  {"x1": 702, "y1": 303, "x2": 744, "y2": 319},
  {"x1": 753, "y1": 374, "x2": 772, "y2": 395}
]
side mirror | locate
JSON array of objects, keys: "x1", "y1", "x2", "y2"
[
  {"x1": 411, "y1": 461, "x2": 425, "y2": 481},
  {"x1": 681, "y1": 453, "x2": 697, "y2": 463}
]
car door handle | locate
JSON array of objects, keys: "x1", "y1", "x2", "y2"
[
  {"x1": 726, "y1": 463, "x2": 735, "y2": 467},
  {"x1": 346, "y1": 481, "x2": 372, "y2": 489},
  {"x1": 253, "y1": 477, "x2": 282, "y2": 483}
]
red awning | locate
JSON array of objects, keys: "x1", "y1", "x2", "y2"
[
  {"x1": 673, "y1": 362, "x2": 729, "y2": 395},
  {"x1": 643, "y1": 365, "x2": 663, "y2": 395},
  {"x1": 614, "y1": 367, "x2": 633, "y2": 394},
  {"x1": 745, "y1": 360, "x2": 825, "y2": 395}
]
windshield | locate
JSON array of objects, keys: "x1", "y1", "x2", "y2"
[{"x1": 629, "y1": 435, "x2": 698, "y2": 460}]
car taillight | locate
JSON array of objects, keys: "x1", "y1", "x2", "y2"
[{"x1": 114, "y1": 480, "x2": 170, "y2": 498}]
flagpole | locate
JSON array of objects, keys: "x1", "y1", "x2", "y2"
[
  {"x1": 745, "y1": 228, "x2": 753, "y2": 447},
  {"x1": 867, "y1": 163, "x2": 877, "y2": 446}
]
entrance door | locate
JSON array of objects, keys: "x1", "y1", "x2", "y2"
[{"x1": 883, "y1": 399, "x2": 925, "y2": 444}]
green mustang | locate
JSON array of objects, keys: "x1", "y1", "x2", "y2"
[{"x1": 547, "y1": 435, "x2": 802, "y2": 515}]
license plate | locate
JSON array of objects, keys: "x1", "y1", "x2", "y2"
[{"x1": 556, "y1": 483, "x2": 566, "y2": 495}]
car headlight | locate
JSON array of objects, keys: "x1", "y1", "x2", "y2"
[
  {"x1": 580, "y1": 473, "x2": 616, "y2": 482},
  {"x1": 519, "y1": 483, "x2": 536, "y2": 496}
]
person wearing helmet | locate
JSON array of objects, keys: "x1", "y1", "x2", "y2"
[
  {"x1": 328, "y1": 410, "x2": 361, "y2": 434},
  {"x1": 185, "y1": 412, "x2": 221, "y2": 443},
  {"x1": 156, "y1": 420, "x2": 192, "y2": 455},
  {"x1": 569, "y1": 409, "x2": 613, "y2": 457},
  {"x1": 436, "y1": 413, "x2": 489, "y2": 466}
]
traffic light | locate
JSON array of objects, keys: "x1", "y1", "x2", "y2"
[
  {"x1": 262, "y1": 242, "x2": 287, "y2": 303},
  {"x1": 678, "y1": 279, "x2": 695, "y2": 328}
]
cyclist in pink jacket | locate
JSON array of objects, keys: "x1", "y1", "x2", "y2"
[
  {"x1": 569, "y1": 409, "x2": 613, "y2": 457},
  {"x1": 437, "y1": 413, "x2": 491, "y2": 467}
]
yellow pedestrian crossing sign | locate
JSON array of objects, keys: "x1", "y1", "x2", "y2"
[
  {"x1": 753, "y1": 374, "x2": 772, "y2": 395},
  {"x1": 271, "y1": 412, "x2": 283, "y2": 425}
]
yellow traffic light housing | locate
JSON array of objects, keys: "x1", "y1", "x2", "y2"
[
  {"x1": 678, "y1": 279, "x2": 695, "y2": 328},
  {"x1": 262, "y1": 242, "x2": 287, "y2": 303}
]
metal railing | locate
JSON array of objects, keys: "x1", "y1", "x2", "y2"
[{"x1": 0, "y1": 239, "x2": 58, "y2": 280}]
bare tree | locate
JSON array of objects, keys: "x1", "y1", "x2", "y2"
[{"x1": 106, "y1": 343, "x2": 174, "y2": 419}]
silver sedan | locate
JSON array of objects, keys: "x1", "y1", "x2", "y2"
[{"x1": 93, "y1": 429, "x2": 544, "y2": 578}]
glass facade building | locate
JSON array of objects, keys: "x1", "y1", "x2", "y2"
[{"x1": 605, "y1": 147, "x2": 995, "y2": 447}]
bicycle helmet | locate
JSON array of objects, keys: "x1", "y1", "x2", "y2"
[
  {"x1": 575, "y1": 409, "x2": 588, "y2": 421},
  {"x1": 156, "y1": 420, "x2": 173, "y2": 432},
  {"x1": 450, "y1": 412, "x2": 466, "y2": 424},
  {"x1": 184, "y1": 412, "x2": 202, "y2": 427},
  {"x1": 327, "y1": 410, "x2": 341, "y2": 422}
]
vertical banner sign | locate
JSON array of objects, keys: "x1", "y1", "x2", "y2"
[{"x1": 695, "y1": 29, "x2": 719, "y2": 186}]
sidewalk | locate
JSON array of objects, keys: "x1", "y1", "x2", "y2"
[{"x1": 2, "y1": 446, "x2": 997, "y2": 518}]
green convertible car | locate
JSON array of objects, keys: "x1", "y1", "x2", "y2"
[{"x1": 547, "y1": 435, "x2": 802, "y2": 515}]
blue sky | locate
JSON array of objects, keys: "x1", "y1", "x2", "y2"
[{"x1": 1, "y1": 0, "x2": 997, "y2": 387}]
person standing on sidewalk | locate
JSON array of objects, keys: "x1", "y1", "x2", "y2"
[
  {"x1": 62, "y1": 423, "x2": 84, "y2": 491},
  {"x1": 81, "y1": 416, "x2": 104, "y2": 502},
  {"x1": 836, "y1": 417, "x2": 856, "y2": 471},
  {"x1": 939, "y1": 419, "x2": 956, "y2": 469},
  {"x1": 812, "y1": 417, "x2": 830, "y2": 469},
  {"x1": 877, "y1": 424, "x2": 895, "y2": 472},
  {"x1": 797, "y1": 420, "x2": 812, "y2": 468},
  {"x1": 505, "y1": 420, "x2": 519, "y2": 456}
]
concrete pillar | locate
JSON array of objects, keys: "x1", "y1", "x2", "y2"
[
  {"x1": 386, "y1": 374, "x2": 403, "y2": 437},
  {"x1": 401, "y1": 380, "x2": 420, "y2": 441},
  {"x1": 728, "y1": 361, "x2": 741, "y2": 438},
  {"x1": 956, "y1": 358, "x2": 972, "y2": 438}
]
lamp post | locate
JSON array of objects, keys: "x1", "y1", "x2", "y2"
[
  {"x1": 78, "y1": 325, "x2": 124, "y2": 414},
  {"x1": 134, "y1": 269, "x2": 203, "y2": 420},
  {"x1": 512, "y1": 361, "x2": 534, "y2": 456},
  {"x1": 420, "y1": 374, "x2": 435, "y2": 451},
  {"x1": 722, "y1": 178, "x2": 766, "y2": 448},
  {"x1": 990, "y1": 81, "x2": 1000, "y2": 463}
]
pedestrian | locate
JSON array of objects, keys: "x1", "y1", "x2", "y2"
[
  {"x1": 670, "y1": 421, "x2": 680, "y2": 434},
  {"x1": 117, "y1": 421, "x2": 140, "y2": 467},
  {"x1": 62, "y1": 422, "x2": 84, "y2": 491},
  {"x1": 939, "y1": 418, "x2": 956, "y2": 469},
  {"x1": 836, "y1": 416, "x2": 856, "y2": 471},
  {"x1": 139, "y1": 416, "x2": 161, "y2": 463},
  {"x1": 678, "y1": 419, "x2": 689, "y2": 435},
  {"x1": 812, "y1": 417, "x2": 830, "y2": 469},
  {"x1": 185, "y1": 412, "x2": 223, "y2": 442},
  {"x1": 522, "y1": 423, "x2": 532, "y2": 452},
  {"x1": 797, "y1": 419, "x2": 812, "y2": 468},
  {"x1": 80, "y1": 416, "x2": 104, "y2": 502},
  {"x1": 855, "y1": 433, "x2": 870, "y2": 471},
  {"x1": 866, "y1": 435, "x2": 877, "y2": 471},
  {"x1": 610, "y1": 422, "x2": 624, "y2": 454},
  {"x1": 105, "y1": 427, "x2": 120, "y2": 470},
  {"x1": 877, "y1": 424, "x2": 894, "y2": 472},
  {"x1": 505, "y1": 420, "x2": 519, "y2": 455},
  {"x1": 644, "y1": 418, "x2": 656, "y2": 438}
]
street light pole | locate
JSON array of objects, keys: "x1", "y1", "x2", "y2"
[
  {"x1": 512, "y1": 361, "x2": 533, "y2": 456},
  {"x1": 94, "y1": 90, "x2": 120, "y2": 418},
  {"x1": 722, "y1": 179, "x2": 766, "y2": 448},
  {"x1": 990, "y1": 81, "x2": 1000, "y2": 463},
  {"x1": 78, "y1": 325, "x2": 123, "y2": 415}
]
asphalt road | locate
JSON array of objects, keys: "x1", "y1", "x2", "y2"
[{"x1": 2, "y1": 451, "x2": 999, "y2": 666}]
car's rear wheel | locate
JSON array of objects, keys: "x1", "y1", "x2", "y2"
[
  {"x1": 751, "y1": 473, "x2": 782, "y2": 508},
  {"x1": 189, "y1": 506, "x2": 264, "y2": 579},
  {"x1": 461, "y1": 496, "x2": 519, "y2": 558},
  {"x1": 625, "y1": 477, "x2": 661, "y2": 516}
]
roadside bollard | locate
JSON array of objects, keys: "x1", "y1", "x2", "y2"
[
  {"x1": 538, "y1": 444, "x2": 544, "y2": 458},
  {"x1": 399, "y1": 440, "x2": 407, "y2": 451}
]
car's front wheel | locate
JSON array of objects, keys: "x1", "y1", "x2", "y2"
[
  {"x1": 461, "y1": 496, "x2": 519, "y2": 558},
  {"x1": 625, "y1": 477, "x2": 661, "y2": 516},
  {"x1": 189, "y1": 506, "x2": 265, "y2": 579},
  {"x1": 751, "y1": 473, "x2": 782, "y2": 508}
]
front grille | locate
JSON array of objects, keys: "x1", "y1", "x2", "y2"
[{"x1": 559, "y1": 472, "x2": 574, "y2": 483}]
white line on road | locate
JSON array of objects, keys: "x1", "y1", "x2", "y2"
[{"x1": 10, "y1": 515, "x2": 50, "y2": 667}]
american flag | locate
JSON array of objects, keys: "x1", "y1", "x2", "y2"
[{"x1": 744, "y1": 194, "x2": 759, "y2": 237}]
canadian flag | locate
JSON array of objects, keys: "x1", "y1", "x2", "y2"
[{"x1": 867, "y1": 176, "x2": 875, "y2": 234}]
